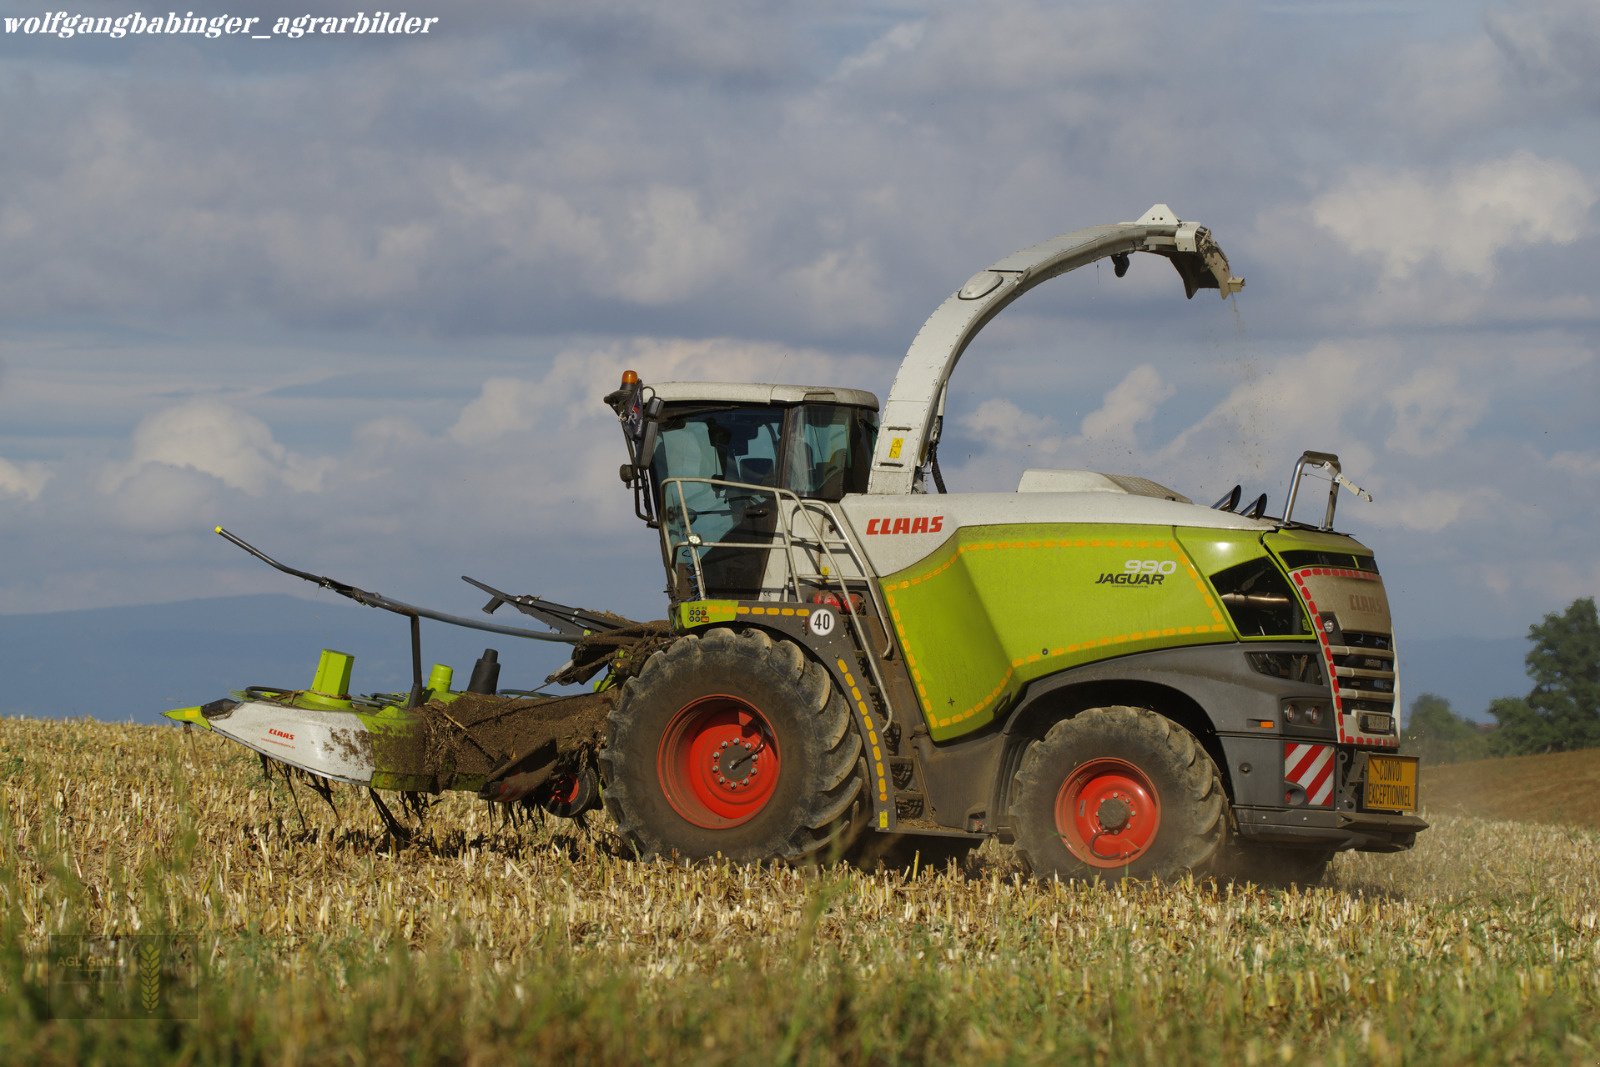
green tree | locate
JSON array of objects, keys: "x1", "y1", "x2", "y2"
[
  {"x1": 1486, "y1": 696, "x2": 1553, "y2": 756},
  {"x1": 1403, "y1": 693, "x2": 1489, "y2": 764},
  {"x1": 1490, "y1": 597, "x2": 1600, "y2": 755}
]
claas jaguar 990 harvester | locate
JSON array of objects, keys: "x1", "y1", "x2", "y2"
[{"x1": 170, "y1": 204, "x2": 1424, "y2": 882}]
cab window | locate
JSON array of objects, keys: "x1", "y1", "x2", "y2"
[{"x1": 787, "y1": 405, "x2": 876, "y2": 501}]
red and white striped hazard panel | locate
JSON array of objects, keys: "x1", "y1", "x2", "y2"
[{"x1": 1283, "y1": 742, "x2": 1335, "y2": 808}]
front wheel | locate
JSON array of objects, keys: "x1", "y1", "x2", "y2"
[
  {"x1": 599, "y1": 628, "x2": 863, "y2": 864},
  {"x1": 1012, "y1": 706, "x2": 1226, "y2": 881}
]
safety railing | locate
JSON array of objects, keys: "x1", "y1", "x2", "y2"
[
  {"x1": 1283, "y1": 451, "x2": 1371, "y2": 530},
  {"x1": 659, "y1": 476, "x2": 898, "y2": 703}
]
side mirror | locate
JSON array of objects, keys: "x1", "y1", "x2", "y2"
[{"x1": 636, "y1": 397, "x2": 664, "y2": 467}]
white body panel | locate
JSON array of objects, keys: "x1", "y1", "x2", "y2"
[
  {"x1": 649, "y1": 381, "x2": 878, "y2": 409},
  {"x1": 210, "y1": 700, "x2": 377, "y2": 785},
  {"x1": 1016, "y1": 468, "x2": 1189, "y2": 501},
  {"x1": 836, "y1": 488, "x2": 1271, "y2": 577}
]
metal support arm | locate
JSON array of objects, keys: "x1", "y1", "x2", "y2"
[{"x1": 866, "y1": 204, "x2": 1244, "y2": 495}]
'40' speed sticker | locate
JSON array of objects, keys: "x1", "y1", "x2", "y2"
[{"x1": 808, "y1": 608, "x2": 836, "y2": 636}]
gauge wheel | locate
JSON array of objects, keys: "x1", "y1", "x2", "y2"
[
  {"x1": 600, "y1": 628, "x2": 862, "y2": 863},
  {"x1": 535, "y1": 766, "x2": 601, "y2": 819},
  {"x1": 1012, "y1": 705, "x2": 1226, "y2": 881}
]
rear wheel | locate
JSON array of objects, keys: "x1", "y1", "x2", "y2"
[
  {"x1": 1012, "y1": 706, "x2": 1226, "y2": 881},
  {"x1": 600, "y1": 628, "x2": 862, "y2": 863}
]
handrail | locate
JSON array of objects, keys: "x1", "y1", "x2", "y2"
[
  {"x1": 659, "y1": 476, "x2": 899, "y2": 723},
  {"x1": 1283, "y1": 451, "x2": 1371, "y2": 530}
]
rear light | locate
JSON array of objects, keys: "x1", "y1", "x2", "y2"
[{"x1": 810, "y1": 591, "x2": 863, "y2": 614}]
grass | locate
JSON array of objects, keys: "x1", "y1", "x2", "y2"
[{"x1": 3, "y1": 715, "x2": 1600, "y2": 1064}]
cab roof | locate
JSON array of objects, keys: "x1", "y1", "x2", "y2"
[{"x1": 649, "y1": 381, "x2": 880, "y2": 410}]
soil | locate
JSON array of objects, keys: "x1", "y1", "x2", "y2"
[
  {"x1": 546, "y1": 620, "x2": 673, "y2": 686},
  {"x1": 422, "y1": 690, "x2": 614, "y2": 798},
  {"x1": 368, "y1": 624, "x2": 674, "y2": 802}
]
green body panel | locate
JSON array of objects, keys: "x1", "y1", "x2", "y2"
[
  {"x1": 879, "y1": 523, "x2": 1234, "y2": 741},
  {"x1": 678, "y1": 600, "x2": 740, "y2": 628},
  {"x1": 1262, "y1": 528, "x2": 1375, "y2": 563},
  {"x1": 427, "y1": 663, "x2": 454, "y2": 692},
  {"x1": 1174, "y1": 529, "x2": 1270, "y2": 578},
  {"x1": 1177, "y1": 528, "x2": 1313, "y2": 640},
  {"x1": 162, "y1": 706, "x2": 211, "y2": 729},
  {"x1": 311, "y1": 649, "x2": 354, "y2": 701}
]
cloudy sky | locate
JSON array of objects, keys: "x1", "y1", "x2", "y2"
[{"x1": 2, "y1": 0, "x2": 1596, "y2": 704}]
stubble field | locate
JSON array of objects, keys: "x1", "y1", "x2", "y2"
[{"x1": 2, "y1": 716, "x2": 1598, "y2": 1064}]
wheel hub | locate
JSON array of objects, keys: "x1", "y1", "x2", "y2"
[
  {"x1": 713, "y1": 739, "x2": 764, "y2": 787},
  {"x1": 1096, "y1": 795, "x2": 1131, "y2": 832},
  {"x1": 657, "y1": 694, "x2": 782, "y2": 829}
]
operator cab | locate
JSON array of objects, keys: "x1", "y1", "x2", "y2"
[{"x1": 607, "y1": 375, "x2": 879, "y2": 599}]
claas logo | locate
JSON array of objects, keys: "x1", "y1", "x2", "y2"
[{"x1": 865, "y1": 516, "x2": 945, "y2": 535}]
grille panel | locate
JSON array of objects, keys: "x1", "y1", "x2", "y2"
[{"x1": 1333, "y1": 630, "x2": 1396, "y2": 709}]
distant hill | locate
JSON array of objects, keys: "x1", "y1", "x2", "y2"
[
  {"x1": 0, "y1": 594, "x2": 582, "y2": 724},
  {"x1": 0, "y1": 595, "x2": 1531, "y2": 727},
  {"x1": 1422, "y1": 748, "x2": 1600, "y2": 831}
]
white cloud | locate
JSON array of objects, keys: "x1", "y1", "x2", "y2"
[
  {"x1": 101, "y1": 463, "x2": 218, "y2": 535},
  {"x1": 832, "y1": 21, "x2": 926, "y2": 82},
  {"x1": 954, "y1": 365, "x2": 1174, "y2": 473},
  {"x1": 0, "y1": 0, "x2": 1595, "y2": 680},
  {"x1": 959, "y1": 397, "x2": 1064, "y2": 458},
  {"x1": 449, "y1": 377, "x2": 559, "y2": 446},
  {"x1": 1381, "y1": 487, "x2": 1493, "y2": 533},
  {"x1": 0, "y1": 457, "x2": 50, "y2": 501},
  {"x1": 780, "y1": 241, "x2": 893, "y2": 332},
  {"x1": 1550, "y1": 450, "x2": 1600, "y2": 478},
  {"x1": 103, "y1": 402, "x2": 331, "y2": 498},
  {"x1": 616, "y1": 187, "x2": 744, "y2": 305},
  {"x1": 1310, "y1": 151, "x2": 1597, "y2": 281},
  {"x1": 1155, "y1": 342, "x2": 1385, "y2": 483},
  {"x1": 1486, "y1": 0, "x2": 1600, "y2": 103},
  {"x1": 1384, "y1": 366, "x2": 1489, "y2": 457},
  {"x1": 1079, "y1": 365, "x2": 1173, "y2": 445}
]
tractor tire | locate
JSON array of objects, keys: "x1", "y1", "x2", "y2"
[
  {"x1": 599, "y1": 628, "x2": 863, "y2": 864},
  {"x1": 1012, "y1": 706, "x2": 1226, "y2": 881},
  {"x1": 1225, "y1": 842, "x2": 1335, "y2": 888}
]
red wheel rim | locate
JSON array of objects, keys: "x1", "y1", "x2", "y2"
[
  {"x1": 1055, "y1": 758, "x2": 1161, "y2": 869},
  {"x1": 547, "y1": 774, "x2": 582, "y2": 805},
  {"x1": 657, "y1": 695, "x2": 781, "y2": 829}
]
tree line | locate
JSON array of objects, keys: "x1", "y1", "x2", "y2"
[{"x1": 1402, "y1": 596, "x2": 1600, "y2": 764}]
